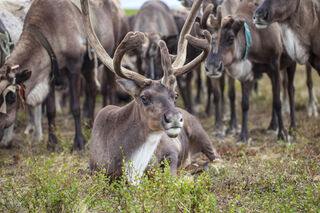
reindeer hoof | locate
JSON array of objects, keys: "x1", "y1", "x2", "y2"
[
  {"x1": 47, "y1": 133, "x2": 58, "y2": 152},
  {"x1": 30, "y1": 132, "x2": 43, "y2": 147},
  {"x1": 226, "y1": 126, "x2": 239, "y2": 136},
  {"x1": 211, "y1": 130, "x2": 225, "y2": 139},
  {"x1": 71, "y1": 136, "x2": 87, "y2": 153},
  {"x1": 237, "y1": 134, "x2": 251, "y2": 145},
  {"x1": 307, "y1": 102, "x2": 319, "y2": 117},
  {"x1": 277, "y1": 129, "x2": 289, "y2": 144}
]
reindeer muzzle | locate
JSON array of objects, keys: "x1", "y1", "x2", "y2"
[{"x1": 0, "y1": 85, "x2": 17, "y2": 114}]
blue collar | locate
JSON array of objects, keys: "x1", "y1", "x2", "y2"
[{"x1": 243, "y1": 22, "x2": 251, "y2": 60}]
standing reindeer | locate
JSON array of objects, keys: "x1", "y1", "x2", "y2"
[{"x1": 82, "y1": 0, "x2": 220, "y2": 182}]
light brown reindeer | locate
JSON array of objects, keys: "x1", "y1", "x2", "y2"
[{"x1": 81, "y1": 0, "x2": 220, "y2": 183}]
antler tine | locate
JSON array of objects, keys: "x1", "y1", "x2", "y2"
[
  {"x1": 172, "y1": 0, "x2": 203, "y2": 68},
  {"x1": 158, "y1": 40, "x2": 174, "y2": 89},
  {"x1": 81, "y1": 0, "x2": 151, "y2": 87},
  {"x1": 113, "y1": 32, "x2": 152, "y2": 86},
  {"x1": 201, "y1": 3, "x2": 214, "y2": 30},
  {"x1": 208, "y1": 5, "x2": 222, "y2": 30},
  {"x1": 173, "y1": 30, "x2": 212, "y2": 77}
]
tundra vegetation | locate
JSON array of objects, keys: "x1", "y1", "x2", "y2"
[
  {"x1": 0, "y1": 64, "x2": 319, "y2": 212},
  {"x1": 0, "y1": 7, "x2": 319, "y2": 213}
]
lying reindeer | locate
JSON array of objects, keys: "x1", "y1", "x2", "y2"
[{"x1": 81, "y1": 0, "x2": 220, "y2": 182}]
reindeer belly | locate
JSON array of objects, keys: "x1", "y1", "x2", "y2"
[
  {"x1": 280, "y1": 24, "x2": 309, "y2": 65},
  {"x1": 125, "y1": 132, "x2": 163, "y2": 184}
]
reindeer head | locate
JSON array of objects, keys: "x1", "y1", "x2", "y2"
[
  {"x1": 81, "y1": 0, "x2": 211, "y2": 138},
  {"x1": 253, "y1": 0, "x2": 299, "y2": 29},
  {"x1": 0, "y1": 65, "x2": 31, "y2": 137}
]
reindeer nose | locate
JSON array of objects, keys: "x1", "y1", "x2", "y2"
[
  {"x1": 163, "y1": 111, "x2": 183, "y2": 126},
  {"x1": 254, "y1": 7, "x2": 270, "y2": 22}
]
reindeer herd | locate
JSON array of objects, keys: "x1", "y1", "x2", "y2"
[{"x1": 0, "y1": 0, "x2": 319, "y2": 182}]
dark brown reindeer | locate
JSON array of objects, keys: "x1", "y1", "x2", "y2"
[
  {"x1": 82, "y1": 0, "x2": 220, "y2": 182},
  {"x1": 203, "y1": 0, "x2": 240, "y2": 137},
  {"x1": 206, "y1": 0, "x2": 298, "y2": 142},
  {"x1": 254, "y1": 0, "x2": 320, "y2": 116},
  {"x1": 0, "y1": 0, "x2": 125, "y2": 152},
  {"x1": 253, "y1": 0, "x2": 320, "y2": 71}
]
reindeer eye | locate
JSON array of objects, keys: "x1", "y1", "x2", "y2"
[
  {"x1": 6, "y1": 92, "x2": 16, "y2": 105},
  {"x1": 174, "y1": 93, "x2": 179, "y2": 101},
  {"x1": 140, "y1": 95, "x2": 150, "y2": 106},
  {"x1": 227, "y1": 35, "x2": 235, "y2": 45}
]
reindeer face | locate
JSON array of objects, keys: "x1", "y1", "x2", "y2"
[
  {"x1": 0, "y1": 66, "x2": 31, "y2": 132},
  {"x1": 118, "y1": 80, "x2": 183, "y2": 138},
  {"x1": 253, "y1": 0, "x2": 298, "y2": 29},
  {"x1": 0, "y1": 79, "x2": 19, "y2": 130}
]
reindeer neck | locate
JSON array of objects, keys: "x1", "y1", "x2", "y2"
[{"x1": 6, "y1": 30, "x2": 51, "y2": 106}]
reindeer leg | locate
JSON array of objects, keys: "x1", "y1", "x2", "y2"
[
  {"x1": 237, "y1": 81, "x2": 252, "y2": 143},
  {"x1": 46, "y1": 84, "x2": 58, "y2": 151},
  {"x1": 0, "y1": 124, "x2": 14, "y2": 148},
  {"x1": 106, "y1": 70, "x2": 117, "y2": 105},
  {"x1": 81, "y1": 56, "x2": 97, "y2": 127},
  {"x1": 185, "y1": 72, "x2": 194, "y2": 114},
  {"x1": 212, "y1": 78, "x2": 224, "y2": 138},
  {"x1": 195, "y1": 65, "x2": 202, "y2": 104},
  {"x1": 205, "y1": 77, "x2": 213, "y2": 115},
  {"x1": 67, "y1": 66, "x2": 87, "y2": 152},
  {"x1": 177, "y1": 75, "x2": 194, "y2": 114},
  {"x1": 24, "y1": 106, "x2": 35, "y2": 135},
  {"x1": 101, "y1": 69, "x2": 108, "y2": 107},
  {"x1": 226, "y1": 76, "x2": 238, "y2": 136},
  {"x1": 287, "y1": 63, "x2": 297, "y2": 134},
  {"x1": 220, "y1": 73, "x2": 227, "y2": 120},
  {"x1": 271, "y1": 66, "x2": 289, "y2": 142},
  {"x1": 31, "y1": 104, "x2": 43, "y2": 146},
  {"x1": 306, "y1": 64, "x2": 318, "y2": 117},
  {"x1": 281, "y1": 70, "x2": 290, "y2": 114}
]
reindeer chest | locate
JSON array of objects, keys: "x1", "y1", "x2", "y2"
[
  {"x1": 227, "y1": 59, "x2": 254, "y2": 82},
  {"x1": 125, "y1": 132, "x2": 163, "y2": 184},
  {"x1": 279, "y1": 24, "x2": 309, "y2": 65}
]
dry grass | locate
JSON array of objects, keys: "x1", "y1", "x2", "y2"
[{"x1": 0, "y1": 66, "x2": 319, "y2": 212}]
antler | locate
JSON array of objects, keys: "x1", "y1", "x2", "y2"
[
  {"x1": 201, "y1": 3, "x2": 214, "y2": 30},
  {"x1": 159, "y1": 0, "x2": 211, "y2": 89},
  {"x1": 172, "y1": 0, "x2": 203, "y2": 69},
  {"x1": 208, "y1": 5, "x2": 222, "y2": 30},
  {"x1": 81, "y1": 0, "x2": 151, "y2": 87}
]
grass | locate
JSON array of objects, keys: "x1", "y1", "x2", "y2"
[
  {"x1": 0, "y1": 66, "x2": 320, "y2": 212},
  {"x1": 125, "y1": 9, "x2": 139, "y2": 16}
]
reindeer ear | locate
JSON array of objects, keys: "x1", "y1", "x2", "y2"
[
  {"x1": 117, "y1": 79, "x2": 140, "y2": 96},
  {"x1": 15, "y1": 69, "x2": 31, "y2": 84},
  {"x1": 232, "y1": 19, "x2": 245, "y2": 36}
]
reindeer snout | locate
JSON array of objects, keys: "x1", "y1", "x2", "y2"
[
  {"x1": 253, "y1": 6, "x2": 271, "y2": 29},
  {"x1": 163, "y1": 111, "x2": 183, "y2": 138},
  {"x1": 205, "y1": 61, "x2": 224, "y2": 78},
  {"x1": 163, "y1": 112, "x2": 183, "y2": 126}
]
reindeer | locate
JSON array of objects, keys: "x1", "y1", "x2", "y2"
[
  {"x1": 205, "y1": 0, "x2": 299, "y2": 143},
  {"x1": 82, "y1": 0, "x2": 220, "y2": 182},
  {"x1": 0, "y1": 0, "x2": 126, "y2": 152},
  {"x1": 254, "y1": 0, "x2": 319, "y2": 117},
  {"x1": 202, "y1": 0, "x2": 240, "y2": 137},
  {"x1": 131, "y1": 0, "x2": 179, "y2": 80}
]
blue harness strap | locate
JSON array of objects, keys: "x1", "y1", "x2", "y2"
[{"x1": 243, "y1": 22, "x2": 251, "y2": 60}]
